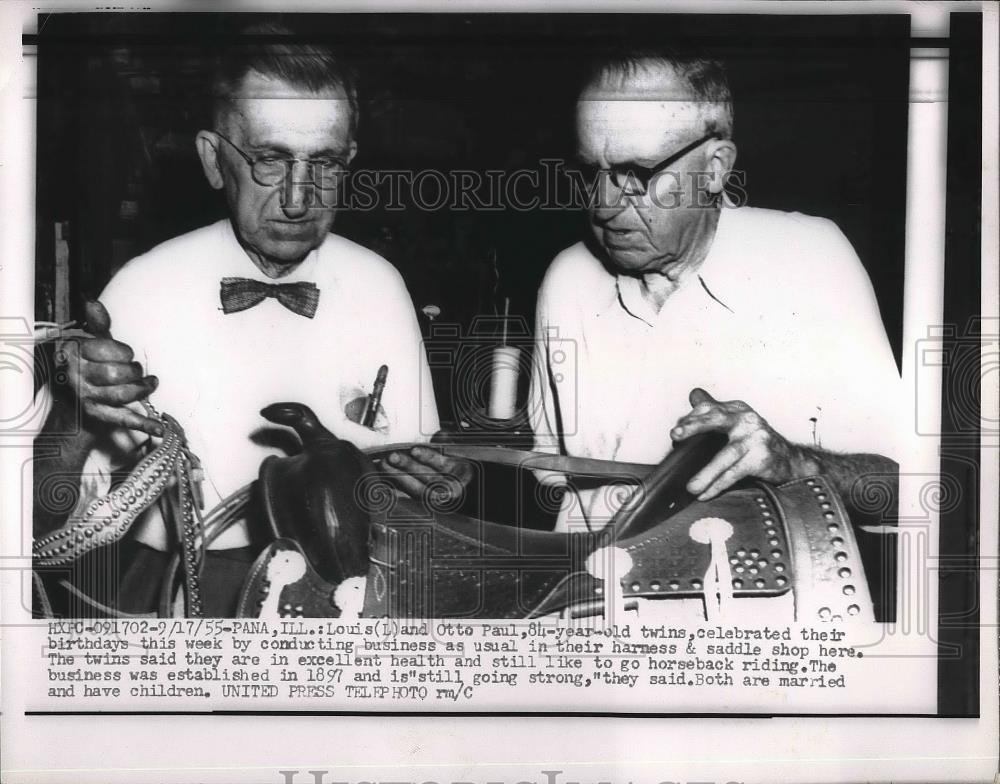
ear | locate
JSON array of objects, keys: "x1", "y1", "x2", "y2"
[
  {"x1": 195, "y1": 130, "x2": 225, "y2": 190},
  {"x1": 705, "y1": 138, "x2": 738, "y2": 196},
  {"x1": 345, "y1": 139, "x2": 358, "y2": 166}
]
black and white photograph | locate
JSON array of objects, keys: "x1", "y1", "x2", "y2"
[{"x1": 1, "y1": 1, "x2": 996, "y2": 782}]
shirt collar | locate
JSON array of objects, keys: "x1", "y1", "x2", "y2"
[{"x1": 607, "y1": 207, "x2": 735, "y2": 325}]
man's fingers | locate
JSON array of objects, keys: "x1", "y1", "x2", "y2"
[
  {"x1": 407, "y1": 446, "x2": 452, "y2": 472},
  {"x1": 386, "y1": 450, "x2": 465, "y2": 488},
  {"x1": 83, "y1": 300, "x2": 113, "y2": 338},
  {"x1": 83, "y1": 378, "x2": 157, "y2": 406},
  {"x1": 688, "y1": 387, "x2": 717, "y2": 408},
  {"x1": 62, "y1": 302, "x2": 160, "y2": 440},
  {"x1": 80, "y1": 338, "x2": 135, "y2": 363},
  {"x1": 85, "y1": 402, "x2": 163, "y2": 437},
  {"x1": 452, "y1": 458, "x2": 474, "y2": 484},
  {"x1": 382, "y1": 460, "x2": 427, "y2": 498},
  {"x1": 385, "y1": 450, "x2": 427, "y2": 478},
  {"x1": 409, "y1": 447, "x2": 474, "y2": 484},
  {"x1": 671, "y1": 407, "x2": 731, "y2": 440},
  {"x1": 686, "y1": 440, "x2": 746, "y2": 496},
  {"x1": 84, "y1": 360, "x2": 146, "y2": 387},
  {"x1": 695, "y1": 454, "x2": 755, "y2": 501},
  {"x1": 383, "y1": 450, "x2": 470, "y2": 509}
]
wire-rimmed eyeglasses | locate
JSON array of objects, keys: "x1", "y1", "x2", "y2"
[{"x1": 212, "y1": 130, "x2": 349, "y2": 190}]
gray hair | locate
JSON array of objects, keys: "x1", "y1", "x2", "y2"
[
  {"x1": 586, "y1": 51, "x2": 734, "y2": 139},
  {"x1": 210, "y1": 22, "x2": 359, "y2": 138}
]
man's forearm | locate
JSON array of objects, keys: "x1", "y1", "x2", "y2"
[{"x1": 790, "y1": 443, "x2": 898, "y2": 512}]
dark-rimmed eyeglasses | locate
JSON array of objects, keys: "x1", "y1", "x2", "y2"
[
  {"x1": 577, "y1": 131, "x2": 720, "y2": 195},
  {"x1": 212, "y1": 130, "x2": 349, "y2": 190}
]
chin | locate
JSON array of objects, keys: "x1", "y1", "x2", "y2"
[
  {"x1": 262, "y1": 228, "x2": 326, "y2": 258},
  {"x1": 601, "y1": 245, "x2": 655, "y2": 273}
]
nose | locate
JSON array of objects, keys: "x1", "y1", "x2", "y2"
[
  {"x1": 590, "y1": 177, "x2": 633, "y2": 224},
  {"x1": 279, "y1": 160, "x2": 315, "y2": 219}
]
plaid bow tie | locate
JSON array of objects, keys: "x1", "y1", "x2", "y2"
[{"x1": 219, "y1": 277, "x2": 320, "y2": 319}]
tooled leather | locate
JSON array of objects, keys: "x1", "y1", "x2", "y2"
[
  {"x1": 774, "y1": 476, "x2": 874, "y2": 623},
  {"x1": 246, "y1": 474, "x2": 860, "y2": 621},
  {"x1": 359, "y1": 516, "x2": 578, "y2": 618},
  {"x1": 622, "y1": 484, "x2": 792, "y2": 597},
  {"x1": 237, "y1": 539, "x2": 342, "y2": 618},
  {"x1": 525, "y1": 482, "x2": 796, "y2": 618},
  {"x1": 258, "y1": 442, "x2": 374, "y2": 587},
  {"x1": 262, "y1": 481, "x2": 811, "y2": 619}
]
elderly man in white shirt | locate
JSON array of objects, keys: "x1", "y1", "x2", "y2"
[
  {"x1": 34, "y1": 28, "x2": 469, "y2": 615},
  {"x1": 529, "y1": 53, "x2": 901, "y2": 532}
]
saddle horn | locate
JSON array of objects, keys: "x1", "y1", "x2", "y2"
[
  {"x1": 260, "y1": 402, "x2": 336, "y2": 446},
  {"x1": 257, "y1": 402, "x2": 377, "y2": 595}
]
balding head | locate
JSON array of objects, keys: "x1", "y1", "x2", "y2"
[
  {"x1": 583, "y1": 53, "x2": 734, "y2": 140},
  {"x1": 210, "y1": 22, "x2": 359, "y2": 140},
  {"x1": 575, "y1": 52, "x2": 739, "y2": 285}
]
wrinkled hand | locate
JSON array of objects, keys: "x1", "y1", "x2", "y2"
[
  {"x1": 671, "y1": 388, "x2": 815, "y2": 500},
  {"x1": 381, "y1": 445, "x2": 474, "y2": 511},
  {"x1": 57, "y1": 300, "x2": 162, "y2": 437}
]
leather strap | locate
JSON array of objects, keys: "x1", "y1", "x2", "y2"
[
  {"x1": 34, "y1": 414, "x2": 187, "y2": 565},
  {"x1": 34, "y1": 405, "x2": 208, "y2": 617},
  {"x1": 366, "y1": 443, "x2": 656, "y2": 479},
  {"x1": 776, "y1": 476, "x2": 874, "y2": 623}
]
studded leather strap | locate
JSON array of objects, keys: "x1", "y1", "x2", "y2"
[{"x1": 33, "y1": 408, "x2": 207, "y2": 616}]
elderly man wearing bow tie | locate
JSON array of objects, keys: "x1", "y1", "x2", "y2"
[{"x1": 34, "y1": 29, "x2": 468, "y2": 615}]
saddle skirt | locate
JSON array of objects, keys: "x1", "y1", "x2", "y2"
[{"x1": 238, "y1": 404, "x2": 872, "y2": 624}]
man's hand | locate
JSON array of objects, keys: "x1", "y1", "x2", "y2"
[
  {"x1": 58, "y1": 300, "x2": 163, "y2": 437},
  {"x1": 671, "y1": 388, "x2": 818, "y2": 500},
  {"x1": 381, "y1": 446, "x2": 474, "y2": 511}
]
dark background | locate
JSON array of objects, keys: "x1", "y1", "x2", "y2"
[
  {"x1": 938, "y1": 12, "x2": 982, "y2": 719},
  {"x1": 34, "y1": 12, "x2": 910, "y2": 378},
  {"x1": 30, "y1": 11, "x2": 986, "y2": 718}
]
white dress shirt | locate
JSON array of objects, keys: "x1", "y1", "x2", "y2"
[
  {"x1": 77, "y1": 220, "x2": 438, "y2": 549},
  {"x1": 529, "y1": 206, "x2": 902, "y2": 531}
]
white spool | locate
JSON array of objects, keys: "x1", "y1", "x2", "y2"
[{"x1": 488, "y1": 345, "x2": 521, "y2": 419}]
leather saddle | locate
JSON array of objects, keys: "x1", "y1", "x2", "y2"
[{"x1": 236, "y1": 403, "x2": 873, "y2": 624}]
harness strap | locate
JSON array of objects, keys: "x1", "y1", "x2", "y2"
[
  {"x1": 33, "y1": 403, "x2": 207, "y2": 616},
  {"x1": 34, "y1": 413, "x2": 185, "y2": 566},
  {"x1": 367, "y1": 443, "x2": 655, "y2": 479}
]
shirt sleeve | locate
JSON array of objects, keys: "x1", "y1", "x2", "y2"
[
  {"x1": 527, "y1": 265, "x2": 589, "y2": 515},
  {"x1": 528, "y1": 270, "x2": 563, "y2": 457},
  {"x1": 793, "y1": 220, "x2": 903, "y2": 461}
]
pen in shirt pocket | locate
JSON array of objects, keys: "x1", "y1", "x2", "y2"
[{"x1": 361, "y1": 364, "x2": 389, "y2": 429}]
